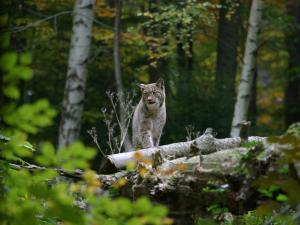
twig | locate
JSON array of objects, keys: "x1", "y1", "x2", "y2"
[
  {"x1": 4, "y1": 159, "x2": 126, "y2": 186},
  {"x1": 87, "y1": 127, "x2": 106, "y2": 158},
  {"x1": 7, "y1": 11, "x2": 72, "y2": 33},
  {"x1": 107, "y1": 92, "x2": 122, "y2": 140},
  {"x1": 6, "y1": 10, "x2": 113, "y2": 33},
  {"x1": 119, "y1": 109, "x2": 134, "y2": 152}
]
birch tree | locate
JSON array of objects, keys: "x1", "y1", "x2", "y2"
[
  {"x1": 58, "y1": 0, "x2": 95, "y2": 149},
  {"x1": 230, "y1": 0, "x2": 264, "y2": 137}
]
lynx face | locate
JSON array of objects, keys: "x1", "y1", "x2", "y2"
[{"x1": 139, "y1": 79, "x2": 165, "y2": 111}]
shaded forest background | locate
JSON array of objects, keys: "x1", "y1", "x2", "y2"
[
  {"x1": 1, "y1": 0, "x2": 300, "y2": 224},
  {"x1": 5, "y1": 0, "x2": 300, "y2": 164}
]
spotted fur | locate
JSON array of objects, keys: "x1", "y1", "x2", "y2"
[{"x1": 132, "y1": 78, "x2": 166, "y2": 149}]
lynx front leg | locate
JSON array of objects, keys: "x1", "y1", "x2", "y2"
[
  {"x1": 153, "y1": 134, "x2": 161, "y2": 147},
  {"x1": 141, "y1": 130, "x2": 154, "y2": 148}
]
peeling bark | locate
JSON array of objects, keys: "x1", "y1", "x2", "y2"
[
  {"x1": 58, "y1": 0, "x2": 95, "y2": 149},
  {"x1": 231, "y1": 0, "x2": 264, "y2": 137}
]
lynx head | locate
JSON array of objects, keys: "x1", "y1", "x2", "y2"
[{"x1": 138, "y1": 78, "x2": 165, "y2": 110}]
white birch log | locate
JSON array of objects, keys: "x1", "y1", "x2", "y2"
[
  {"x1": 58, "y1": 0, "x2": 95, "y2": 149},
  {"x1": 107, "y1": 136, "x2": 266, "y2": 169},
  {"x1": 230, "y1": 0, "x2": 264, "y2": 137}
]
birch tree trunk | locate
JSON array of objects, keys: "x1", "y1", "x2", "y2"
[
  {"x1": 113, "y1": 0, "x2": 131, "y2": 152},
  {"x1": 230, "y1": 0, "x2": 264, "y2": 137},
  {"x1": 58, "y1": 0, "x2": 95, "y2": 149}
]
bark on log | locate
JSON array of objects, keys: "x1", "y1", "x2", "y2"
[{"x1": 158, "y1": 147, "x2": 248, "y2": 173}]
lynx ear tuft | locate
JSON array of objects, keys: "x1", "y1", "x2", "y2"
[
  {"x1": 156, "y1": 78, "x2": 164, "y2": 89},
  {"x1": 138, "y1": 83, "x2": 145, "y2": 91}
]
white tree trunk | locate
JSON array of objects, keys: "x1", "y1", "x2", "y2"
[
  {"x1": 58, "y1": 0, "x2": 95, "y2": 149},
  {"x1": 230, "y1": 0, "x2": 264, "y2": 137}
]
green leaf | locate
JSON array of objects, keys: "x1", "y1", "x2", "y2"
[
  {"x1": 19, "y1": 53, "x2": 32, "y2": 65},
  {"x1": 32, "y1": 170, "x2": 57, "y2": 183},
  {"x1": 150, "y1": 205, "x2": 168, "y2": 217},
  {"x1": 0, "y1": 52, "x2": 17, "y2": 71},
  {"x1": 276, "y1": 194, "x2": 288, "y2": 202},
  {"x1": 0, "y1": 32, "x2": 10, "y2": 49},
  {"x1": 57, "y1": 142, "x2": 96, "y2": 170},
  {"x1": 3, "y1": 84, "x2": 20, "y2": 99},
  {"x1": 36, "y1": 142, "x2": 56, "y2": 166},
  {"x1": 127, "y1": 218, "x2": 143, "y2": 225},
  {"x1": 133, "y1": 197, "x2": 152, "y2": 214},
  {"x1": 23, "y1": 141, "x2": 35, "y2": 151},
  {"x1": 116, "y1": 198, "x2": 132, "y2": 216},
  {"x1": 11, "y1": 66, "x2": 33, "y2": 80},
  {"x1": 4, "y1": 100, "x2": 57, "y2": 133}
]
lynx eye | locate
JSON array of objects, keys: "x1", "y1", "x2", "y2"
[{"x1": 154, "y1": 92, "x2": 161, "y2": 97}]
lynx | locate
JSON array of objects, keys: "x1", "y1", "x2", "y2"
[{"x1": 132, "y1": 78, "x2": 166, "y2": 149}]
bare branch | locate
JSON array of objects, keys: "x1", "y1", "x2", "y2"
[
  {"x1": 87, "y1": 127, "x2": 106, "y2": 158},
  {"x1": 7, "y1": 11, "x2": 72, "y2": 33},
  {"x1": 6, "y1": 11, "x2": 112, "y2": 33}
]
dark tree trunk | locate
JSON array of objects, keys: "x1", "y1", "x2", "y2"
[
  {"x1": 285, "y1": 0, "x2": 300, "y2": 127},
  {"x1": 175, "y1": 25, "x2": 194, "y2": 79},
  {"x1": 113, "y1": 0, "x2": 132, "y2": 152},
  {"x1": 187, "y1": 31, "x2": 193, "y2": 73},
  {"x1": 148, "y1": 0, "x2": 163, "y2": 83},
  {"x1": 113, "y1": 0, "x2": 123, "y2": 105},
  {"x1": 215, "y1": 0, "x2": 240, "y2": 137}
]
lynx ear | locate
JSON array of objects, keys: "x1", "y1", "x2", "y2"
[
  {"x1": 156, "y1": 78, "x2": 164, "y2": 89},
  {"x1": 138, "y1": 83, "x2": 145, "y2": 91}
]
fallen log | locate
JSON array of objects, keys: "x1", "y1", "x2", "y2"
[
  {"x1": 5, "y1": 138, "x2": 279, "y2": 225},
  {"x1": 7, "y1": 122, "x2": 299, "y2": 225},
  {"x1": 110, "y1": 141, "x2": 279, "y2": 225},
  {"x1": 107, "y1": 134, "x2": 266, "y2": 169}
]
